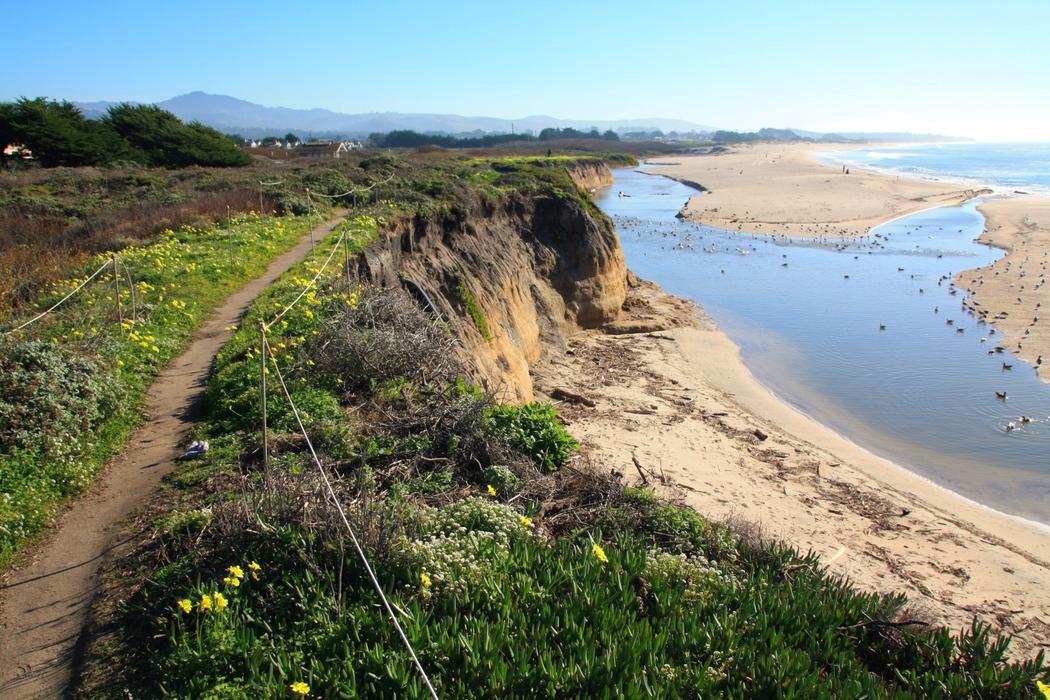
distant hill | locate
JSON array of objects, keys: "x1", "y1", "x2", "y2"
[{"x1": 76, "y1": 92, "x2": 717, "y2": 139}]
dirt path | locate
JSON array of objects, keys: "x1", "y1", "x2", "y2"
[{"x1": 0, "y1": 211, "x2": 347, "y2": 699}]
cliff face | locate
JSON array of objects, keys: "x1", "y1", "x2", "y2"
[
  {"x1": 356, "y1": 186, "x2": 626, "y2": 401},
  {"x1": 564, "y1": 160, "x2": 615, "y2": 191}
]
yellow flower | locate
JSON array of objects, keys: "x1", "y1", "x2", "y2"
[
  {"x1": 151, "y1": 345, "x2": 160, "y2": 353},
  {"x1": 419, "y1": 572, "x2": 432, "y2": 589},
  {"x1": 518, "y1": 515, "x2": 534, "y2": 528},
  {"x1": 591, "y1": 543, "x2": 608, "y2": 564},
  {"x1": 290, "y1": 681, "x2": 310, "y2": 696},
  {"x1": 227, "y1": 564, "x2": 245, "y2": 580},
  {"x1": 199, "y1": 594, "x2": 213, "y2": 612},
  {"x1": 214, "y1": 592, "x2": 228, "y2": 611},
  {"x1": 486, "y1": 484, "x2": 497, "y2": 497},
  {"x1": 177, "y1": 598, "x2": 192, "y2": 614},
  {"x1": 248, "y1": 561, "x2": 261, "y2": 572},
  {"x1": 224, "y1": 575, "x2": 241, "y2": 588},
  {"x1": 1037, "y1": 680, "x2": 1050, "y2": 700}
]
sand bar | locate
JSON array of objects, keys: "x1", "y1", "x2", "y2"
[
  {"x1": 955, "y1": 196, "x2": 1050, "y2": 382},
  {"x1": 647, "y1": 143, "x2": 986, "y2": 238}
]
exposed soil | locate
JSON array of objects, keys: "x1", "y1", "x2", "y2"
[{"x1": 0, "y1": 211, "x2": 347, "y2": 699}]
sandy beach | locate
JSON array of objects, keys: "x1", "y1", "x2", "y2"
[
  {"x1": 648, "y1": 144, "x2": 986, "y2": 238},
  {"x1": 530, "y1": 145, "x2": 1050, "y2": 659},
  {"x1": 956, "y1": 196, "x2": 1050, "y2": 382},
  {"x1": 533, "y1": 281, "x2": 1050, "y2": 659}
]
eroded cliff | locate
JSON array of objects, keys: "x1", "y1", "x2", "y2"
[{"x1": 356, "y1": 170, "x2": 626, "y2": 401}]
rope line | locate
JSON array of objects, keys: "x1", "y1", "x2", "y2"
[
  {"x1": 306, "y1": 173, "x2": 395, "y2": 199},
  {"x1": 3, "y1": 258, "x2": 113, "y2": 335},
  {"x1": 263, "y1": 230, "x2": 346, "y2": 330},
  {"x1": 263, "y1": 337, "x2": 439, "y2": 699},
  {"x1": 258, "y1": 180, "x2": 284, "y2": 187}
]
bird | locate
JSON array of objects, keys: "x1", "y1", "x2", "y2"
[
  {"x1": 1002, "y1": 362, "x2": 1013, "y2": 370},
  {"x1": 956, "y1": 328, "x2": 965, "y2": 333},
  {"x1": 879, "y1": 324, "x2": 886, "y2": 331},
  {"x1": 996, "y1": 391, "x2": 1008, "y2": 400},
  {"x1": 946, "y1": 319, "x2": 954, "y2": 325}
]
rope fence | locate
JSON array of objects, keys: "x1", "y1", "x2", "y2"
[
  {"x1": 2, "y1": 257, "x2": 114, "y2": 335},
  {"x1": 263, "y1": 335, "x2": 439, "y2": 699},
  {"x1": 263, "y1": 229, "x2": 347, "y2": 330}
]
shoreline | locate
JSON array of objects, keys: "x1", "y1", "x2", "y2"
[
  {"x1": 533, "y1": 280, "x2": 1050, "y2": 659},
  {"x1": 537, "y1": 148, "x2": 1050, "y2": 657},
  {"x1": 645, "y1": 143, "x2": 985, "y2": 239}
]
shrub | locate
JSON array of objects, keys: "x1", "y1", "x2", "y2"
[
  {"x1": 0, "y1": 340, "x2": 124, "y2": 459},
  {"x1": 486, "y1": 402, "x2": 577, "y2": 472}
]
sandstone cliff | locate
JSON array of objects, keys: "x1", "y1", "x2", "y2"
[
  {"x1": 356, "y1": 171, "x2": 626, "y2": 401},
  {"x1": 564, "y1": 160, "x2": 615, "y2": 191}
]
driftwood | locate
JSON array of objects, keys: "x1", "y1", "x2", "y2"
[
  {"x1": 631, "y1": 452, "x2": 650, "y2": 485},
  {"x1": 551, "y1": 387, "x2": 596, "y2": 407}
]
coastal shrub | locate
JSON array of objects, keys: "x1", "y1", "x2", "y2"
[
  {"x1": 312, "y1": 287, "x2": 461, "y2": 393},
  {"x1": 485, "y1": 402, "x2": 577, "y2": 472},
  {"x1": 452, "y1": 273, "x2": 491, "y2": 340},
  {"x1": 0, "y1": 340, "x2": 124, "y2": 458}
]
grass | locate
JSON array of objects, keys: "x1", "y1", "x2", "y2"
[
  {"x1": 71, "y1": 161, "x2": 1049, "y2": 698},
  {"x1": 0, "y1": 212, "x2": 317, "y2": 567}
]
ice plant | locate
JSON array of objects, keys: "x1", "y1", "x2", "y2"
[
  {"x1": 591, "y1": 542, "x2": 608, "y2": 564},
  {"x1": 290, "y1": 681, "x2": 310, "y2": 696}
]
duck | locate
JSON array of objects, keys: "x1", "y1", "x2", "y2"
[
  {"x1": 1002, "y1": 362, "x2": 1013, "y2": 370},
  {"x1": 996, "y1": 391, "x2": 1008, "y2": 400}
]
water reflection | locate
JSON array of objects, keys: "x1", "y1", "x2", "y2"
[{"x1": 597, "y1": 167, "x2": 1050, "y2": 524}]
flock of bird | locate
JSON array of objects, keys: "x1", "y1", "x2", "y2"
[{"x1": 612, "y1": 207, "x2": 1048, "y2": 436}]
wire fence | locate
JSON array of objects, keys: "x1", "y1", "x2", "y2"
[{"x1": 263, "y1": 229, "x2": 348, "y2": 330}]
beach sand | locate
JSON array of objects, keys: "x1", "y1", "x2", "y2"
[
  {"x1": 956, "y1": 196, "x2": 1050, "y2": 382},
  {"x1": 648, "y1": 144, "x2": 986, "y2": 238},
  {"x1": 533, "y1": 280, "x2": 1050, "y2": 660}
]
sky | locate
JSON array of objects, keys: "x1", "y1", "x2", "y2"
[{"x1": 3, "y1": 0, "x2": 1049, "y2": 141}]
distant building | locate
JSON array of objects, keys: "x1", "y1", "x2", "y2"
[{"x1": 295, "y1": 141, "x2": 362, "y2": 158}]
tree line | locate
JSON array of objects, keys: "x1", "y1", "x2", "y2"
[
  {"x1": 371, "y1": 126, "x2": 620, "y2": 149},
  {"x1": 0, "y1": 98, "x2": 251, "y2": 168}
]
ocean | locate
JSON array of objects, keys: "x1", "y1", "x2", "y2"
[{"x1": 818, "y1": 142, "x2": 1050, "y2": 195}]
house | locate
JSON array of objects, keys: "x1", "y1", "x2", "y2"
[{"x1": 295, "y1": 141, "x2": 362, "y2": 159}]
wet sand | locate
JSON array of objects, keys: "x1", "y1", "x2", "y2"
[{"x1": 533, "y1": 280, "x2": 1050, "y2": 660}]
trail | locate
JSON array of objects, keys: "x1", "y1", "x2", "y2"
[{"x1": 0, "y1": 211, "x2": 348, "y2": 699}]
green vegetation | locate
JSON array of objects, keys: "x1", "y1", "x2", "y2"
[
  {"x1": 69, "y1": 161, "x2": 1047, "y2": 698},
  {"x1": 4, "y1": 155, "x2": 1041, "y2": 696},
  {"x1": 453, "y1": 274, "x2": 491, "y2": 340},
  {"x1": 0, "y1": 98, "x2": 249, "y2": 167},
  {"x1": 0, "y1": 213, "x2": 314, "y2": 566},
  {"x1": 370, "y1": 127, "x2": 620, "y2": 149}
]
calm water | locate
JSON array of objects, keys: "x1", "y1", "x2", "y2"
[
  {"x1": 597, "y1": 167, "x2": 1050, "y2": 525},
  {"x1": 819, "y1": 142, "x2": 1050, "y2": 195}
]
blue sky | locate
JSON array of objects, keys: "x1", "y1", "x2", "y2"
[{"x1": 3, "y1": 0, "x2": 1049, "y2": 140}]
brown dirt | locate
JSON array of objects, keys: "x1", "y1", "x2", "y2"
[{"x1": 0, "y1": 211, "x2": 347, "y2": 699}]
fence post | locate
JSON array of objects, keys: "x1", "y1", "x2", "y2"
[
  {"x1": 306, "y1": 188, "x2": 315, "y2": 247},
  {"x1": 260, "y1": 323, "x2": 269, "y2": 479},
  {"x1": 112, "y1": 254, "x2": 122, "y2": 329},
  {"x1": 342, "y1": 231, "x2": 352, "y2": 290}
]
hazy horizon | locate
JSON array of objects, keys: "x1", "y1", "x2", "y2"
[{"x1": 4, "y1": 0, "x2": 1049, "y2": 141}]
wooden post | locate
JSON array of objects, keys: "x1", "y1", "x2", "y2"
[
  {"x1": 260, "y1": 323, "x2": 269, "y2": 478},
  {"x1": 306, "y1": 188, "x2": 314, "y2": 246},
  {"x1": 112, "y1": 254, "x2": 122, "y2": 329},
  {"x1": 259, "y1": 188, "x2": 264, "y2": 215},
  {"x1": 342, "y1": 231, "x2": 352, "y2": 290}
]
